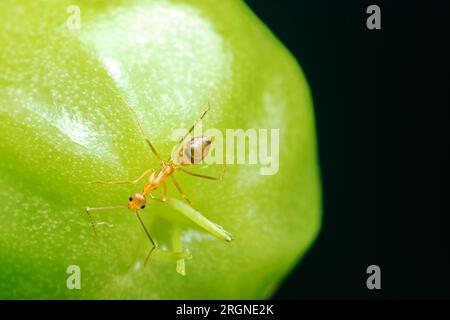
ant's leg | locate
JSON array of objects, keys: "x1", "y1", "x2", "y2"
[
  {"x1": 88, "y1": 169, "x2": 154, "y2": 186},
  {"x1": 135, "y1": 212, "x2": 157, "y2": 267},
  {"x1": 170, "y1": 175, "x2": 192, "y2": 205},
  {"x1": 169, "y1": 97, "x2": 212, "y2": 162},
  {"x1": 149, "y1": 182, "x2": 167, "y2": 203},
  {"x1": 162, "y1": 182, "x2": 167, "y2": 201},
  {"x1": 85, "y1": 205, "x2": 128, "y2": 235},
  {"x1": 150, "y1": 194, "x2": 164, "y2": 203},
  {"x1": 179, "y1": 98, "x2": 211, "y2": 144},
  {"x1": 144, "y1": 138, "x2": 164, "y2": 164},
  {"x1": 167, "y1": 197, "x2": 232, "y2": 242},
  {"x1": 177, "y1": 163, "x2": 226, "y2": 181},
  {"x1": 116, "y1": 95, "x2": 164, "y2": 164}
]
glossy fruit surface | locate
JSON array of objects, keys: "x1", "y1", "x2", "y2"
[{"x1": 0, "y1": 0, "x2": 321, "y2": 299}]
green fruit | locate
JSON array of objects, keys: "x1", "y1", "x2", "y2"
[{"x1": 0, "y1": 0, "x2": 321, "y2": 299}]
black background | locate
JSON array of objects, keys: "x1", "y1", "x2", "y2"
[{"x1": 244, "y1": 0, "x2": 449, "y2": 299}]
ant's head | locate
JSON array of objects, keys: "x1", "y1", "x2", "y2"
[{"x1": 128, "y1": 193, "x2": 147, "y2": 212}]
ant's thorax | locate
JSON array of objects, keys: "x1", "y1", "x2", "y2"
[{"x1": 141, "y1": 161, "x2": 177, "y2": 197}]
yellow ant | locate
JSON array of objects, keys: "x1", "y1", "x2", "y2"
[{"x1": 86, "y1": 94, "x2": 232, "y2": 268}]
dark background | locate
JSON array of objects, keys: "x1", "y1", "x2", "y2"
[{"x1": 244, "y1": 0, "x2": 449, "y2": 299}]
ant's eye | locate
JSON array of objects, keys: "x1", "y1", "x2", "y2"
[
  {"x1": 129, "y1": 196, "x2": 133, "y2": 201},
  {"x1": 141, "y1": 205, "x2": 146, "y2": 209}
]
